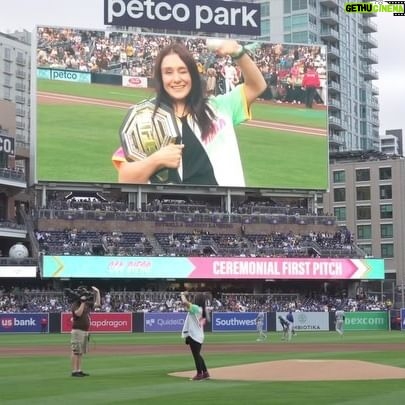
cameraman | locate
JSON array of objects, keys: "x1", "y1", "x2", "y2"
[{"x1": 70, "y1": 286, "x2": 100, "y2": 377}]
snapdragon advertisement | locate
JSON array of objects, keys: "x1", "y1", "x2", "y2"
[
  {"x1": 60, "y1": 312, "x2": 132, "y2": 333},
  {"x1": 43, "y1": 256, "x2": 385, "y2": 280},
  {"x1": 35, "y1": 26, "x2": 328, "y2": 190}
]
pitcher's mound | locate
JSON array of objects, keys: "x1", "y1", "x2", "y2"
[{"x1": 170, "y1": 360, "x2": 405, "y2": 381}]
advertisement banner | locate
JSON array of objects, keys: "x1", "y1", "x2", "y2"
[
  {"x1": 104, "y1": 0, "x2": 261, "y2": 36},
  {"x1": 276, "y1": 312, "x2": 329, "y2": 332},
  {"x1": 212, "y1": 312, "x2": 259, "y2": 332},
  {"x1": 60, "y1": 312, "x2": 132, "y2": 333},
  {"x1": 0, "y1": 134, "x2": 15, "y2": 156},
  {"x1": 43, "y1": 256, "x2": 385, "y2": 280},
  {"x1": 37, "y1": 68, "x2": 91, "y2": 83},
  {"x1": 0, "y1": 266, "x2": 37, "y2": 278},
  {"x1": 144, "y1": 312, "x2": 187, "y2": 332},
  {"x1": 0, "y1": 313, "x2": 46, "y2": 333},
  {"x1": 122, "y1": 76, "x2": 148, "y2": 88},
  {"x1": 344, "y1": 311, "x2": 388, "y2": 331}
]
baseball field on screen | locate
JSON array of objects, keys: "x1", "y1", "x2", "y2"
[
  {"x1": 1, "y1": 331, "x2": 405, "y2": 404},
  {"x1": 36, "y1": 80, "x2": 329, "y2": 189}
]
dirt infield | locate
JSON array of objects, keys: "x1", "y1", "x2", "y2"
[
  {"x1": 2, "y1": 342, "x2": 405, "y2": 381},
  {"x1": 171, "y1": 359, "x2": 405, "y2": 381}
]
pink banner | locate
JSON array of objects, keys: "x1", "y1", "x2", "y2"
[{"x1": 187, "y1": 258, "x2": 381, "y2": 279}]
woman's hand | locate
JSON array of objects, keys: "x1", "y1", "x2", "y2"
[
  {"x1": 118, "y1": 144, "x2": 183, "y2": 183},
  {"x1": 152, "y1": 144, "x2": 184, "y2": 170},
  {"x1": 207, "y1": 39, "x2": 241, "y2": 58}
]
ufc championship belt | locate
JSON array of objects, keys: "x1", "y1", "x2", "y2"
[{"x1": 119, "y1": 99, "x2": 181, "y2": 183}]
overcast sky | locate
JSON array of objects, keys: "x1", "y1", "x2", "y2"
[{"x1": 0, "y1": 0, "x2": 404, "y2": 133}]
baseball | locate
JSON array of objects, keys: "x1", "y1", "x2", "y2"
[{"x1": 206, "y1": 38, "x2": 224, "y2": 52}]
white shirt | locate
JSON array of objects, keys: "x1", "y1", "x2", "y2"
[{"x1": 181, "y1": 304, "x2": 205, "y2": 344}]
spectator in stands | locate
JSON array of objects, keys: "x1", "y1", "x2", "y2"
[
  {"x1": 180, "y1": 291, "x2": 210, "y2": 380},
  {"x1": 70, "y1": 286, "x2": 100, "y2": 377},
  {"x1": 301, "y1": 65, "x2": 320, "y2": 108},
  {"x1": 40, "y1": 316, "x2": 48, "y2": 333},
  {"x1": 112, "y1": 39, "x2": 266, "y2": 187}
]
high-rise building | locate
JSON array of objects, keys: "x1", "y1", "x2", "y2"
[
  {"x1": 0, "y1": 31, "x2": 31, "y2": 262},
  {"x1": 380, "y1": 129, "x2": 403, "y2": 156},
  {"x1": 320, "y1": 150, "x2": 405, "y2": 303}
]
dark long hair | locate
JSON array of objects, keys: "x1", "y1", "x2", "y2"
[
  {"x1": 153, "y1": 42, "x2": 215, "y2": 141},
  {"x1": 194, "y1": 293, "x2": 208, "y2": 320}
]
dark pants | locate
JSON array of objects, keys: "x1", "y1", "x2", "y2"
[
  {"x1": 305, "y1": 87, "x2": 316, "y2": 108},
  {"x1": 188, "y1": 337, "x2": 207, "y2": 374}
]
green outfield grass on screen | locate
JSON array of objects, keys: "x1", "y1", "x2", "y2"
[{"x1": 36, "y1": 26, "x2": 329, "y2": 190}]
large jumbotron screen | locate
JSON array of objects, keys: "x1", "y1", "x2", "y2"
[{"x1": 34, "y1": 26, "x2": 329, "y2": 190}]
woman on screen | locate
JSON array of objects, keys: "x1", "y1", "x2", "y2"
[{"x1": 112, "y1": 39, "x2": 266, "y2": 187}]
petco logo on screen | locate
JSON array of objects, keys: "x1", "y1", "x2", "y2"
[{"x1": 104, "y1": 0, "x2": 261, "y2": 35}]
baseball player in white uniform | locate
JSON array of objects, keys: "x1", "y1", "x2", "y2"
[
  {"x1": 335, "y1": 308, "x2": 345, "y2": 337},
  {"x1": 255, "y1": 311, "x2": 267, "y2": 341}
]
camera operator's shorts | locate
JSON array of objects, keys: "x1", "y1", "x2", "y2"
[{"x1": 71, "y1": 329, "x2": 89, "y2": 355}]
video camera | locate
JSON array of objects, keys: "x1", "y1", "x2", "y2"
[{"x1": 64, "y1": 286, "x2": 95, "y2": 304}]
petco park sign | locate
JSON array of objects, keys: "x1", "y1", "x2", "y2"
[{"x1": 104, "y1": 0, "x2": 261, "y2": 35}]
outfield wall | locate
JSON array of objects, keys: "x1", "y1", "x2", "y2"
[{"x1": 0, "y1": 311, "x2": 394, "y2": 333}]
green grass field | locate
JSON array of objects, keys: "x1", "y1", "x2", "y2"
[
  {"x1": 1, "y1": 331, "x2": 404, "y2": 404},
  {"x1": 37, "y1": 80, "x2": 329, "y2": 189}
]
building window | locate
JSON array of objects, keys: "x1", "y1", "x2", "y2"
[
  {"x1": 357, "y1": 224, "x2": 371, "y2": 239},
  {"x1": 292, "y1": 14, "x2": 308, "y2": 30},
  {"x1": 3, "y1": 87, "x2": 11, "y2": 100},
  {"x1": 356, "y1": 186, "x2": 370, "y2": 200},
  {"x1": 381, "y1": 243, "x2": 394, "y2": 258},
  {"x1": 4, "y1": 47, "x2": 11, "y2": 60},
  {"x1": 292, "y1": 0, "x2": 308, "y2": 11},
  {"x1": 379, "y1": 167, "x2": 392, "y2": 180},
  {"x1": 358, "y1": 244, "x2": 372, "y2": 257},
  {"x1": 380, "y1": 223, "x2": 393, "y2": 238},
  {"x1": 356, "y1": 206, "x2": 371, "y2": 220},
  {"x1": 284, "y1": 16, "x2": 291, "y2": 30},
  {"x1": 356, "y1": 168, "x2": 370, "y2": 181},
  {"x1": 292, "y1": 31, "x2": 308, "y2": 43},
  {"x1": 380, "y1": 204, "x2": 393, "y2": 219},
  {"x1": 380, "y1": 185, "x2": 392, "y2": 199},
  {"x1": 334, "y1": 207, "x2": 346, "y2": 221},
  {"x1": 333, "y1": 170, "x2": 345, "y2": 183},
  {"x1": 284, "y1": 0, "x2": 291, "y2": 13},
  {"x1": 333, "y1": 188, "x2": 346, "y2": 202}
]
